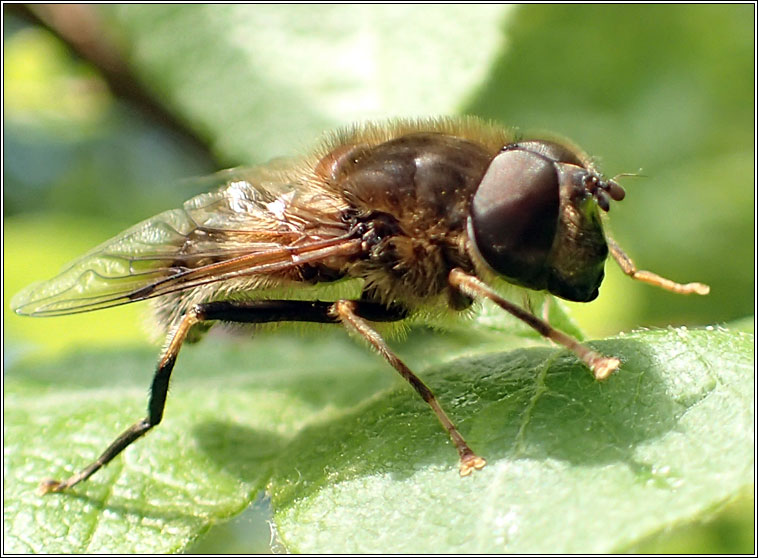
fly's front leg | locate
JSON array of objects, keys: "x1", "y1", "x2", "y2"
[
  {"x1": 607, "y1": 237, "x2": 710, "y2": 295},
  {"x1": 332, "y1": 300, "x2": 487, "y2": 476},
  {"x1": 449, "y1": 268, "x2": 620, "y2": 380}
]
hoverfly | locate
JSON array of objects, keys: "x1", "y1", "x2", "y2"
[{"x1": 13, "y1": 116, "x2": 709, "y2": 494}]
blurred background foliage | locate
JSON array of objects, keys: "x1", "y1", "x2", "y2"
[{"x1": 3, "y1": 4, "x2": 754, "y2": 553}]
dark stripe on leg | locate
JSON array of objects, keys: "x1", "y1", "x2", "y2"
[
  {"x1": 40, "y1": 299, "x2": 410, "y2": 493},
  {"x1": 39, "y1": 313, "x2": 196, "y2": 494}
]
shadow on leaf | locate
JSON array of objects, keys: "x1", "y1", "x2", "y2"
[
  {"x1": 193, "y1": 421, "x2": 285, "y2": 486},
  {"x1": 264, "y1": 337, "x2": 687, "y2": 507}
]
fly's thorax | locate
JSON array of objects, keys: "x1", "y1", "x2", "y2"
[
  {"x1": 326, "y1": 132, "x2": 494, "y2": 232},
  {"x1": 345, "y1": 214, "x2": 474, "y2": 310},
  {"x1": 313, "y1": 133, "x2": 495, "y2": 307}
]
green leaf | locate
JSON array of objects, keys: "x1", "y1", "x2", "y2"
[
  {"x1": 3, "y1": 325, "x2": 752, "y2": 553},
  {"x1": 102, "y1": 5, "x2": 511, "y2": 165},
  {"x1": 267, "y1": 327, "x2": 753, "y2": 553},
  {"x1": 3, "y1": 331, "x2": 383, "y2": 553},
  {"x1": 4, "y1": 4, "x2": 752, "y2": 554}
]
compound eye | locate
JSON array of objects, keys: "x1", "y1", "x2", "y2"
[
  {"x1": 511, "y1": 140, "x2": 585, "y2": 166},
  {"x1": 470, "y1": 148, "x2": 560, "y2": 285}
]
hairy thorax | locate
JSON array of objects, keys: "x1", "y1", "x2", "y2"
[{"x1": 330, "y1": 133, "x2": 496, "y2": 309}]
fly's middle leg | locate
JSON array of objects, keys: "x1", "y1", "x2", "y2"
[{"x1": 332, "y1": 300, "x2": 486, "y2": 476}]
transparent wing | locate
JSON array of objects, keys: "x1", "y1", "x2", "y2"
[{"x1": 12, "y1": 165, "x2": 357, "y2": 317}]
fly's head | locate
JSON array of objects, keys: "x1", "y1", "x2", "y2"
[{"x1": 467, "y1": 139, "x2": 626, "y2": 302}]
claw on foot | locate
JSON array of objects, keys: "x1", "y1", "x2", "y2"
[
  {"x1": 590, "y1": 355, "x2": 620, "y2": 381},
  {"x1": 38, "y1": 479, "x2": 66, "y2": 495},
  {"x1": 686, "y1": 282, "x2": 710, "y2": 296},
  {"x1": 459, "y1": 454, "x2": 487, "y2": 476}
]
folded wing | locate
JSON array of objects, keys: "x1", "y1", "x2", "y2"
[{"x1": 12, "y1": 166, "x2": 354, "y2": 317}]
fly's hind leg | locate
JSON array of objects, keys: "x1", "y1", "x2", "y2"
[
  {"x1": 39, "y1": 307, "x2": 201, "y2": 494},
  {"x1": 39, "y1": 300, "x2": 340, "y2": 494},
  {"x1": 40, "y1": 299, "x2": 452, "y2": 494},
  {"x1": 332, "y1": 300, "x2": 486, "y2": 476}
]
